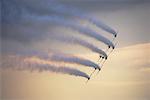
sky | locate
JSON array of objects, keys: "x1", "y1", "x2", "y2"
[{"x1": 1, "y1": 0, "x2": 150, "y2": 100}]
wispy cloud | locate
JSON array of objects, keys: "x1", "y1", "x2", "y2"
[{"x1": 111, "y1": 43, "x2": 150, "y2": 72}]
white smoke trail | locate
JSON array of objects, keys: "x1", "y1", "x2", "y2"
[
  {"x1": 4, "y1": 49, "x2": 100, "y2": 70},
  {"x1": 27, "y1": 15, "x2": 114, "y2": 48},
  {"x1": 48, "y1": 2, "x2": 117, "y2": 37},
  {"x1": 50, "y1": 54, "x2": 100, "y2": 70},
  {"x1": 55, "y1": 36, "x2": 107, "y2": 58},
  {"x1": 1, "y1": 55, "x2": 90, "y2": 79}
]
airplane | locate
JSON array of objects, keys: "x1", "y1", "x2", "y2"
[
  {"x1": 90, "y1": 65, "x2": 101, "y2": 77},
  {"x1": 104, "y1": 42, "x2": 118, "y2": 63},
  {"x1": 96, "y1": 67, "x2": 101, "y2": 71},
  {"x1": 109, "y1": 42, "x2": 118, "y2": 54},
  {"x1": 112, "y1": 31, "x2": 118, "y2": 41},
  {"x1": 98, "y1": 55, "x2": 107, "y2": 61},
  {"x1": 110, "y1": 31, "x2": 118, "y2": 48},
  {"x1": 94, "y1": 66, "x2": 101, "y2": 71},
  {"x1": 112, "y1": 46, "x2": 115, "y2": 49},
  {"x1": 86, "y1": 67, "x2": 101, "y2": 83},
  {"x1": 93, "y1": 66, "x2": 101, "y2": 73},
  {"x1": 86, "y1": 77, "x2": 90, "y2": 83},
  {"x1": 104, "y1": 43, "x2": 118, "y2": 62},
  {"x1": 97, "y1": 45, "x2": 112, "y2": 63},
  {"x1": 108, "y1": 45, "x2": 115, "y2": 49},
  {"x1": 97, "y1": 55, "x2": 103, "y2": 62},
  {"x1": 115, "y1": 30, "x2": 118, "y2": 38},
  {"x1": 96, "y1": 60, "x2": 106, "y2": 75},
  {"x1": 99, "y1": 55, "x2": 102, "y2": 58},
  {"x1": 96, "y1": 42, "x2": 118, "y2": 75},
  {"x1": 112, "y1": 34, "x2": 118, "y2": 49}
]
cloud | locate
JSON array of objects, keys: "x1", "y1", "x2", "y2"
[
  {"x1": 2, "y1": 0, "x2": 150, "y2": 56},
  {"x1": 111, "y1": 43, "x2": 150, "y2": 72},
  {"x1": 58, "y1": 0, "x2": 150, "y2": 12},
  {"x1": 2, "y1": 0, "x2": 57, "y2": 43},
  {"x1": 2, "y1": 0, "x2": 150, "y2": 46}
]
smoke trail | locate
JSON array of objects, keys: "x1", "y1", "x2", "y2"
[
  {"x1": 29, "y1": 63, "x2": 90, "y2": 79},
  {"x1": 3, "y1": 48, "x2": 100, "y2": 70},
  {"x1": 49, "y1": 2, "x2": 117, "y2": 37},
  {"x1": 55, "y1": 36, "x2": 107, "y2": 58},
  {"x1": 50, "y1": 54, "x2": 100, "y2": 70},
  {"x1": 1, "y1": 55, "x2": 90, "y2": 79},
  {"x1": 9, "y1": 49, "x2": 100, "y2": 70},
  {"x1": 27, "y1": 15, "x2": 114, "y2": 48},
  {"x1": 88, "y1": 18, "x2": 117, "y2": 37}
]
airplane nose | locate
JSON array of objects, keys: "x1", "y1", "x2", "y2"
[{"x1": 98, "y1": 67, "x2": 101, "y2": 71}]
